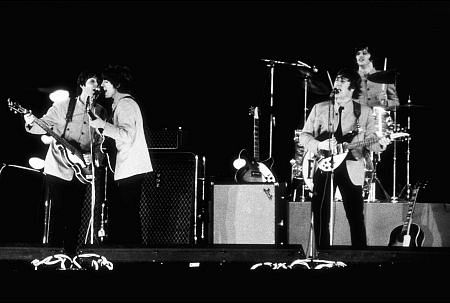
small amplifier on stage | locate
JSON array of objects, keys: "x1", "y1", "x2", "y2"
[
  {"x1": 210, "y1": 183, "x2": 286, "y2": 245},
  {"x1": 147, "y1": 127, "x2": 183, "y2": 150}
]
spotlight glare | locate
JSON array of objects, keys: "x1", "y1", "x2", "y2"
[
  {"x1": 41, "y1": 135, "x2": 53, "y2": 144},
  {"x1": 29, "y1": 157, "x2": 45, "y2": 170},
  {"x1": 233, "y1": 158, "x2": 246, "y2": 170},
  {"x1": 49, "y1": 89, "x2": 70, "y2": 103}
]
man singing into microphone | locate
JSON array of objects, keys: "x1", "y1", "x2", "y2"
[
  {"x1": 23, "y1": 70, "x2": 107, "y2": 257},
  {"x1": 297, "y1": 68, "x2": 392, "y2": 249}
]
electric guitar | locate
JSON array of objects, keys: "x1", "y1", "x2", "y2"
[
  {"x1": 87, "y1": 107, "x2": 116, "y2": 174},
  {"x1": 302, "y1": 130, "x2": 409, "y2": 173},
  {"x1": 388, "y1": 181, "x2": 427, "y2": 247},
  {"x1": 7, "y1": 98, "x2": 93, "y2": 184},
  {"x1": 234, "y1": 106, "x2": 276, "y2": 183}
]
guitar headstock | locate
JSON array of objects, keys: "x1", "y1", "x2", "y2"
[
  {"x1": 249, "y1": 106, "x2": 259, "y2": 119},
  {"x1": 7, "y1": 98, "x2": 29, "y2": 115},
  {"x1": 294, "y1": 129, "x2": 302, "y2": 143},
  {"x1": 411, "y1": 181, "x2": 429, "y2": 201}
]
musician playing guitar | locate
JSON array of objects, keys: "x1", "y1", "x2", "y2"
[
  {"x1": 21, "y1": 70, "x2": 107, "y2": 257},
  {"x1": 297, "y1": 68, "x2": 392, "y2": 249}
]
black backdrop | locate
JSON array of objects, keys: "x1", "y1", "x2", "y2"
[{"x1": 0, "y1": 0, "x2": 448, "y2": 203}]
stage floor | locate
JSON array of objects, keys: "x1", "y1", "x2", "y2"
[{"x1": 1, "y1": 245, "x2": 450, "y2": 302}]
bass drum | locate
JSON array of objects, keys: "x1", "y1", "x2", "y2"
[{"x1": 302, "y1": 151, "x2": 342, "y2": 201}]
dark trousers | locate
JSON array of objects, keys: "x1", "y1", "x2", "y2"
[
  {"x1": 108, "y1": 173, "x2": 146, "y2": 246},
  {"x1": 311, "y1": 161, "x2": 367, "y2": 249},
  {"x1": 46, "y1": 174, "x2": 86, "y2": 256}
]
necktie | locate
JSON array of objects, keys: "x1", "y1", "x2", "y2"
[{"x1": 334, "y1": 106, "x2": 344, "y2": 141}]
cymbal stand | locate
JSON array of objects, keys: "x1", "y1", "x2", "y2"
[
  {"x1": 367, "y1": 152, "x2": 391, "y2": 202},
  {"x1": 292, "y1": 76, "x2": 312, "y2": 202},
  {"x1": 261, "y1": 58, "x2": 316, "y2": 159},
  {"x1": 389, "y1": 71, "x2": 400, "y2": 203},
  {"x1": 399, "y1": 97, "x2": 413, "y2": 200}
]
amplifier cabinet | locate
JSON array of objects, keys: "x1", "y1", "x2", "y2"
[
  {"x1": 211, "y1": 183, "x2": 283, "y2": 245},
  {"x1": 140, "y1": 152, "x2": 200, "y2": 246}
]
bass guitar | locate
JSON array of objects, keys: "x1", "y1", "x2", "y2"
[
  {"x1": 388, "y1": 181, "x2": 427, "y2": 247},
  {"x1": 234, "y1": 106, "x2": 276, "y2": 183},
  {"x1": 7, "y1": 98, "x2": 93, "y2": 184}
]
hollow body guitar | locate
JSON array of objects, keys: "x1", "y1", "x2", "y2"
[
  {"x1": 388, "y1": 182, "x2": 427, "y2": 247},
  {"x1": 234, "y1": 106, "x2": 276, "y2": 183},
  {"x1": 7, "y1": 98, "x2": 93, "y2": 184}
]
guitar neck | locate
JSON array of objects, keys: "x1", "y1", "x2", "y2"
[
  {"x1": 32, "y1": 116, "x2": 82, "y2": 157},
  {"x1": 346, "y1": 136, "x2": 380, "y2": 150},
  {"x1": 401, "y1": 188, "x2": 420, "y2": 234},
  {"x1": 254, "y1": 120, "x2": 260, "y2": 161}
]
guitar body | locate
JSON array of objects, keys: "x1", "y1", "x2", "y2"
[
  {"x1": 388, "y1": 181, "x2": 427, "y2": 248},
  {"x1": 234, "y1": 106, "x2": 276, "y2": 183},
  {"x1": 7, "y1": 98, "x2": 95, "y2": 185},
  {"x1": 234, "y1": 158, "x2": 276, "y2": 183},
  {"x1": 388, "y1": 223, "x2": 424, "y2": 247},
  {"x1": 55, "y1": 142, "x2": 93, "y2": 184}
]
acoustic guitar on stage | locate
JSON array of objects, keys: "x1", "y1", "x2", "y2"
[
  {"x1": 234, "y1": 106, "x2": 276, "y2": 183},
  {"x1": 388, "y1": 181, "x2": 427, "y2": 247},
  {"x1": 7, "y1": 98, "x2": 93, "y2": 184}
]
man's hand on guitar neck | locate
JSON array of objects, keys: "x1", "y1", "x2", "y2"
[
  {"x1": 378, "y1": 136, "x2": 392, "y2": 152},
  {"x1": 24, "y1": 113, "x2": 35, "y2": 127}
]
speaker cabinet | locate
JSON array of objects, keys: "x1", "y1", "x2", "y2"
[
  {"x1": 0, "y1": 165, "x2": 46, "y2": 244},
  {"x1": 140, "y1": 152, "x2": 201, "y2": 246},
  {"x1": 147, "y1": 127, "x2": 183, "y2": 150},
  {"x1": 211, "y1": 183, "x2": 283, "y2": 244}
]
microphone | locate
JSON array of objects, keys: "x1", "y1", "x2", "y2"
[
  {"x1": 329, "y1": 88, "x2": 340, "y2": 98},
  {"x1": 92, "y1": 86, "x2": 105, "y2": 100}
]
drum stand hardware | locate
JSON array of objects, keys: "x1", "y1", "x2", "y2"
[
  {"x1": 366, "y1": 153, "x2": 391, "y2": 202},
  {"x1": 398, "y1": 96, "x2": 415, "y2": 201}
]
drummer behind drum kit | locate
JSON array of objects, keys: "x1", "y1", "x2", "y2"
[{"x1": 291, "y1": 68, "x2": 424, "y2": 203}]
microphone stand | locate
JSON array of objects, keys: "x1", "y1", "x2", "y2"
[
  {"x1": 84, "y1": 95, "x2": 98, "y2": 245},
  {"x1": 328, "y1": 97, "x2": 336, "y2": 246}
]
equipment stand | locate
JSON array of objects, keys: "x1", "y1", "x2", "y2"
[
  {"x1": 399, "y1": 97, "x2": 413, "y2": 201},
  {"x1": 367, "y1": 153, "x2": 391, "y2": 202},
  {"x1": 391, "y1": 109, "x2": 399, "y2": 203}
]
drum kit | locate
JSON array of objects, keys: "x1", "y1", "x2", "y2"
[{"x1": 290, "y1": 65, "x2": 425, "y2": 203}]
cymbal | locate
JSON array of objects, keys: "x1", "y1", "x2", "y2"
[
  {"x1": 367, "y1": 70, "x2": 398, "y2": 84},
  {"x1": 297, "y1": 66, "x2": 315, "y2": 78},
  {"x1": 302, "y1": 78, "x2": 330, "y2": 95},
  {"x1": 296, "y1": 70, "x2": 330, "y2": 95}
]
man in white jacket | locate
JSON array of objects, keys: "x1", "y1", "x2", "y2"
[{"x1": 90, "y1": 64, "x2": 153, "y2": 247}]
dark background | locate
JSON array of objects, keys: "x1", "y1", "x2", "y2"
[{"x1": 0, "y1": 0, "x2": 448, "y2": 203}]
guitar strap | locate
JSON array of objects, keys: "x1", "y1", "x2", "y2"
[{"x1": 61, "y1": 96, "x2": 78, "y2": 139}]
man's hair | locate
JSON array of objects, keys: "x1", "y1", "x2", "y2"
[
  {"x1": 101, "y1": 64, "x2": 134, "y2": 94},
  {"x1": 76, "y1": 70, "x2": 99, "y2": 94},
  {"x1": 336, "y1": 68, "x2": 362, "y2": 99},
  {"x1": 354, "y1": 43, "x2": 374, "y2": 62}
]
